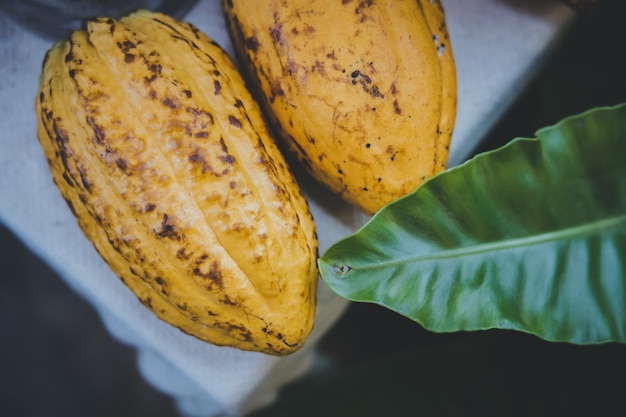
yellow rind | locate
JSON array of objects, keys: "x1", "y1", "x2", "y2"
[
  {"x1": 36, "y1": 10, "x2": 318, "y2": 355},
  {"x1": 224, "y1": 0, "x2": 457, "y2": 214}
]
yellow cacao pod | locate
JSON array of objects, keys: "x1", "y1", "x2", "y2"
[
  {"x1": 36, "y1": 10, "x2": 318, "y2": 355},
  {"x1": 224, "y1": 0, "x2": 457, "y2": 214}
]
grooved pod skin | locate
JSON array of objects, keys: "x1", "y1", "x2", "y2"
[
  {"x1": 223, "y1": 0, "x2": 457, "y2": 215},
  {"x1": 36, "y1": 10, "x2": 318, "y2": 355}
]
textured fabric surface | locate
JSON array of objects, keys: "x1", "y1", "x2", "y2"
[{"x1": 0, "y1": 1, "x2": 575, "y2": 416}]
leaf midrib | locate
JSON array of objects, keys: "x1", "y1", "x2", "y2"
[{"x1": 341, "y1": 214, "x2": 626, "y2": 271}]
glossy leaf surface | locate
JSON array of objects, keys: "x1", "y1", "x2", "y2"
[{"x1": 319, "y1": 104, "x2": 626, "y2": 344}]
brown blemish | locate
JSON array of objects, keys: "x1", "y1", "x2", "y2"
[
  {"x1": 214, "y1": 79, "x2": 221, "y2": 95},
  {"x1": 176, "y1": 247, "x2": 191, "y2": 260},
  {"x1": 162, "y1": 97, "x2": 177, "y2": 109},
  {"x1": 194, "y1": 260, "x2": 224, "y2": 290},
  {"x1": 354, "y1": 0, "x2": 374, "y2": 14},
  {"x1": 311, "y1": 60, "x2": 325, "y2": 75},
  {"x1": 76, "y1": 164, "x2": 91, "y2": 192},
  {"x1": 219, "y1": 137, "x2": 229, "y2": 153},
  {"x1": 156, "y1": 213, "x2": 178, "y2": 239},
  {"x1": 228, "y1": 115, "x2": 242, "y2": 128},
  {"x1": 220, "y1": 154, "x2": 235, "y2": 165},
  {"x1": 349, "y1": 70, "x2": 382, "y2": 98},
  {"x1": 270, "y1": 78, "x2": 285, "y2": 102},
  {"x1": 221, "y1": 295, "x2": 237, "y2": 306},
  {"x1": 144, "y1": 63, "x2": 162, "y2": 83},
  {"x1": 245, "y1": 36, "x2": 259, "y2": 52},
  {"x1": 62, "y1": 171, "x2": 74, "y2": 186},
  {"x1": 115, "y1": 158, "x2": 128, "y2": 171},
  {"x1": 189, "y1": 148, "x2": 211, "y2": 173},
  {"x1": 140, "y1": 297, "x2": 153, "y2": 309},
  {"x1": 270, "y1": 13, "x2": 283, "y2": 46},
  {"x1": 86, "y1": 117, "x2": 105, "y2": 143},
  {"x1": 393, "y1": 99, "x2": 401, "y2": 114},
  {"x1": 107, "y1": 19, "x2": 115, "y2": 34}
]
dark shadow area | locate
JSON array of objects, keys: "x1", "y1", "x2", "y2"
[{"x1": 0, "y1": 225, "x2": 178, "y2": 416}]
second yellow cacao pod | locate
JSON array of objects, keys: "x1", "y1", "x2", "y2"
[
  {"x1": 224, "y1": 0, "x2": 457, "y2": 214},
  {"x1": 36, "y1": 10, "x2": 318, "y2": 355}
]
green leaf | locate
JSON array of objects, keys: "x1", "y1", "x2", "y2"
[{"x1": 319, "y1": 103, "x2": 626, "y2": 345}]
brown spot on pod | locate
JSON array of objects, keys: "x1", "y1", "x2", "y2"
[
  {"x1": 87, "y1": 117, "x2": 105, "y2": 143},
  {"x1": 62, "y1": 171, "x2": 74, "y2": 186},
  {"x1": 270, "y1": 18, "x2": 283, "y2": 45},
  {"x1": 221, "y1": 295, "x2": 237, "y2": 306},
  {"x1": 220, "y1": 154, "x2": 235, "y2": 165},
  {"x1": 371, "y1": 86, "x2": 383, "y2": 98},
  {"x1": 393, "y1": 99, "x2": 401, "y2": 115},
  {"x1": 219, "y1": 137, "x2": 229, "y2": 153},
  {"x1": 76, "y1": 164, "x2": 91, "y2": 192},
  {"x1": 195, "y1": 260, "x2": 224, "y2": 290},
  {"x1": 188, "y1": 148, "x2": 211, "y2": 173},
  {"x1": 162, "y1": 97, "x2": 177, "y2": 109},
  {"x1": 245, "y1": 36, "x2": 259, "y2": 52},
  {"x1": 140, "y1": 297, "x2": 153, "y2": 309},
  {"x1": 155, "y1": 213, "x2": 178, "y2": 239},
  {"x1": 115, "y1": 158, "x2": 128, "y2": 171},
  {"x1": 228, "y1": 115, "x2": 242, "y2": 128}
]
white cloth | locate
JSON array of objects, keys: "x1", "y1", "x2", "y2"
[{"x1": 0, "y1": 1, "x2": 575, "y2": 416}]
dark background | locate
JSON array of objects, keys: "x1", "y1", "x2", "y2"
[{"x1": 2, "y1": 0, "x2": 625, "y2": 415}]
